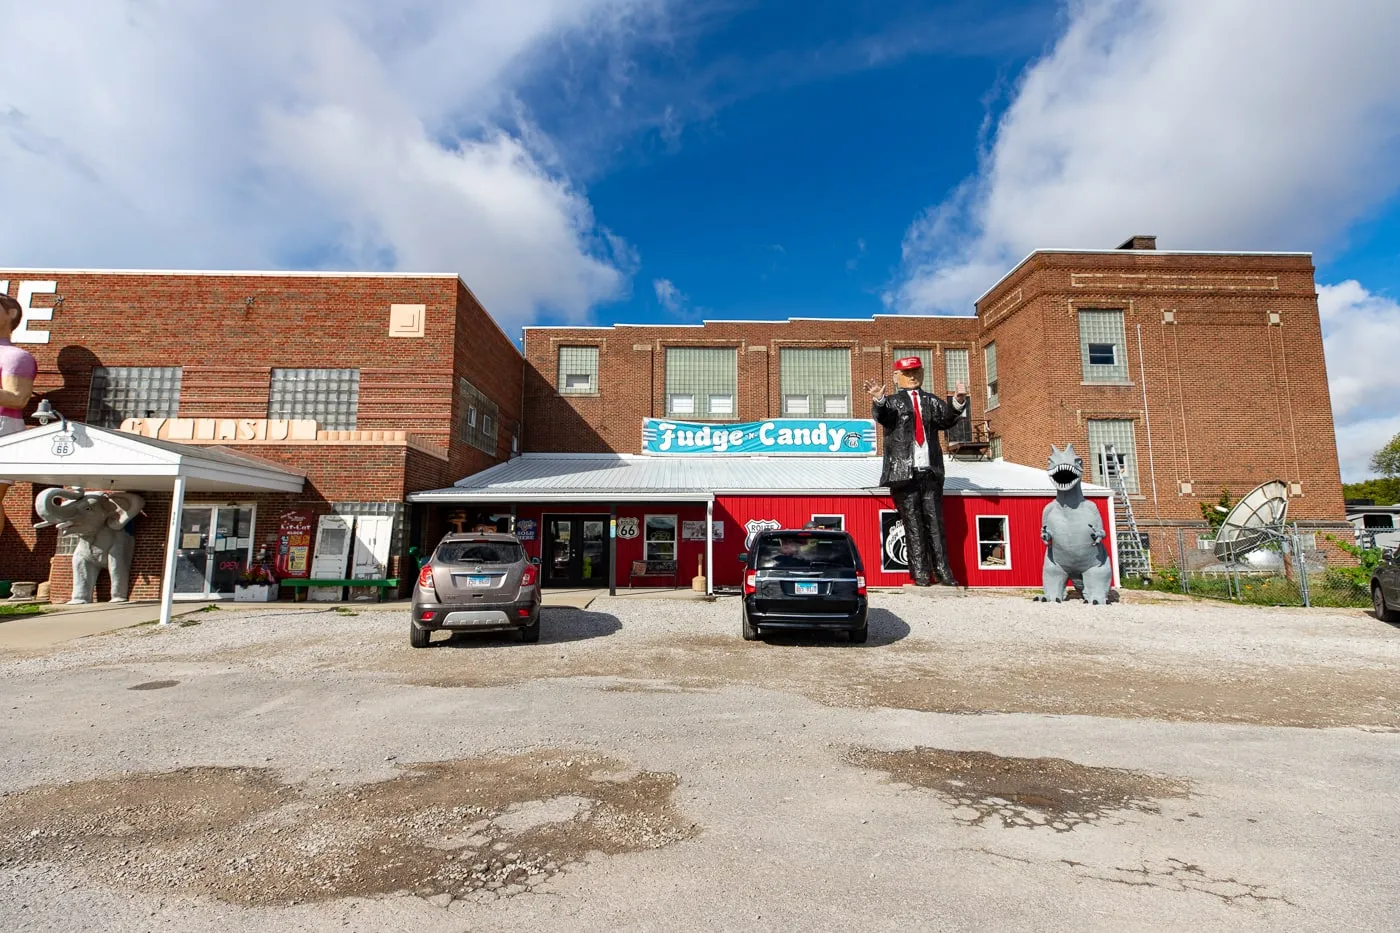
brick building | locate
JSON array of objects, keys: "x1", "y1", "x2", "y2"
[
  {"x1": 0, "y1": 270, "x2": 523, "y2": 603},
  {"x1": 514, "y1": 237, "x2": 1350, "y2": 575}
]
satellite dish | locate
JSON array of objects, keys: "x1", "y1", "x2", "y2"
[{"x1": 1213, "y1": 480, "x2": 1289, "y2": 561}]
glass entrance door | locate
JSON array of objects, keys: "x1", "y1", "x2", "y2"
[
  {"x1": 543, "y1": 515, "x2": 610, "y2": 587},
  {"x1": 174, "y1": 505, "x2": 257, "y2": 598}
]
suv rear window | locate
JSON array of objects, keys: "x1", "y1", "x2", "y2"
[
  {"x1": 755, "y1": 534, "x2": 856, "y2": 570},
  {"x1": 437, "y1": 541, "x2": 524, "y2": 564}
]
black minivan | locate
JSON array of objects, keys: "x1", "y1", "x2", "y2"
[{"x1": 739, "y1": 529, "x2": 868, "y2": 643}]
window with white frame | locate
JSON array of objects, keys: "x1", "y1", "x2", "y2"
[
  {"x1": 943, "y1": 347, "x2": 970, "y2": 396},
  {"x1": 644, "y1": 514, "x2": 677, "y2": 562},
  {"x1": 977, "y1": 515, "x2": 1010, "y2": 569},
  {"x1": 809, "y1": 514, "x2": 845, "y2": 530},
  {"x1": 86, "y1": 366, "x2": 182, "y2": 428},
  {"x1": 558, "y1": 346, "x2": 599, "y2": 394},
  {"x1": 984, "y1": 343, "x2": 999, "y2": 408},
  {"x1": 1079, "y1": 309, "x2": 1129, "y2": 383},
  {"x1": 665, "y1": 347, "x2": 737, "y2": 420},
  {"x1": 268, "y1": 368, "x2": 359, "y2": 430},
  {"x1": 780, "y1": 347, "x2": 850, "y2": 416},
  {"x1": 1087, "y1": 419, "x2": 1140, "y2": 493},
  {"x1": 892, "y1": 348, "x2": 933, "y2": 388},
  {"x1": 457, "y1": 377, "x2": 500, "y2": 454}
]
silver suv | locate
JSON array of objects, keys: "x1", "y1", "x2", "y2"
[{"x1": 410, "y1": 533, "x2": 542, "y2": 647}]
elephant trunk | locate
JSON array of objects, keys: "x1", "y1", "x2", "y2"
[{"x1": 34, "y1": 487, "x2": 81, "y2": 530}]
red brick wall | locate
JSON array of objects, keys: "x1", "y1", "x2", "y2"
[
  {"x1": 522, "y1": 316, "x2": 984, "y2": 455},
  {"x1": 974, "y1": 249, "x2": 1350, "y2": 561}
]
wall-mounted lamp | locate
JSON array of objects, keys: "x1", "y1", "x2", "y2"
[
  {"x1": 53, "y1": 296, "x2": 65, "y2": 310},
  {"x1": 32, "y1": 398, "x2": 70, "y2": 433},
  {"x1": 245, "y1": 297, "x2": 256, "y2": 310}
]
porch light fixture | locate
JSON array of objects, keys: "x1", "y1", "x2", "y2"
[{"x1": 32, "y1": 398, "x2": 69, "y2": 433}]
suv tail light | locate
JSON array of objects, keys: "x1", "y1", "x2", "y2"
[
  {"x1": 417, "y1": 564, "x2": 435, "y2": 592},
  {"x1": 521, "y1": 565, "x2": 538, "y2": 588},
  {"x1": 743, "y1": 572, "x2": 757, "y2": 595},
  {"x1": 857, "y1": 574, "x2": 867, "y2": 596}
]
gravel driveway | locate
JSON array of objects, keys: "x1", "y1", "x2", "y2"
[{"x1": 2, "y1": 590, "x2": 1398, "y2": 932}]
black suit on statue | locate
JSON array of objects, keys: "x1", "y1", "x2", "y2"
[{"x1": 873, "y1": 389, "x2": 965, "y2": 586}]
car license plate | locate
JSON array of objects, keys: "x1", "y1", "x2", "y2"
[
  {"x1": 468, "y1": 575, "x2": 492, "y2": 587},
  {"x1": 794, "y1": 581, "x2": 819, "y2": 595}
]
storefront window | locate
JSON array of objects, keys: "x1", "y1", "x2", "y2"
[
  {"x1": 977, "y1": 515, "x2": 1010, "y2": 569},
  {"x1": 809, "y1": 514, "x2": 844, "y2": 530},
  {"x1": 644, "y1": 515, "x2": 677, "y2": 562}
]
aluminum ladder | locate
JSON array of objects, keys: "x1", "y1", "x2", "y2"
[{"x1": 1102, "y1": 444, "x2": 1152, "y2": 577}]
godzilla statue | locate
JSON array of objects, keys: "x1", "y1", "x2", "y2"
[{"x1": 1037, "y1": 444, "x2": 1113, "y2": 604}]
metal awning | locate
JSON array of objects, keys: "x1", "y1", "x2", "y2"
[
  {"x1": 408, "y1": 453, "x2": 1112, "y2": 504},
  {"x1": 1, "y1": 422, "x2": 305, "y2": 626}
]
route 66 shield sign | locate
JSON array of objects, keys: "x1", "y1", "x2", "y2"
[{"x1": 50, "y1": 433, "x2": 75, "y2": 457}]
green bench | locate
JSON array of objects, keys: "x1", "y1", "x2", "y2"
[{"x1": 280, "y1": 578, "x2": 400, "y2": 602}]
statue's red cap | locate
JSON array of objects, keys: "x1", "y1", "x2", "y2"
[{"x1": 893, "y1": 356, "x2": 923, "y2": 371}]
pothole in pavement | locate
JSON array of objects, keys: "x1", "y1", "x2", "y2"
[
  {"x1": 127, "y1": 680, "x2": 180, "y2": 691},
  {"x1": 849, "y1": 747, "x2": 1190, "y2": 832},
  {"x1": 0, "y1": 751, "x2": 695, "y2": 906}
]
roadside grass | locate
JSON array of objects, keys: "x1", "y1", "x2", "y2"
[{"x1": 0, "y1": 603, "x2": 46, "y2": 618}]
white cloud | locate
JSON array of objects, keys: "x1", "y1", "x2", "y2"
[
  {"x1": 0, "y1": 0, "x2": 662, "y2": 331},
  {"x1": 891, "y1": 0, "x2": 1400, "y2": 313},
  {"x1": 652, "y1": 277, "x2": 685, "y2": 313},
  {"x1": 1318, "y1": 281, "x2": 1400, "y2": 481}
]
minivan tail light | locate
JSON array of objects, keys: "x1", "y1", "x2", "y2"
[
  {"x1": 857, "y1": 574, "x2": 867, "y2": 596},
  {"x1": 521, "y1": 565, "x2": 537, "y2": 588},
  {"x1": 417, "y1": 564, "x2": 435, "y2": 591},
  {"x1": 744, "y1": 572, "x2": 757, "y2": 595}
]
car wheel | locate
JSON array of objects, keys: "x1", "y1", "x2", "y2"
[
  {"x1": 848, "y1": 624, "x2": 868, "y2": 644},
  {"x1": 410, "y1": 622, "x2": 431, "y2": 649},
  {"x1": 741, "y1": 606, "x2": 759, "y2": 641},
  {"x1": 520, "y1": 614, "x2": 542, "y2": 643},
  {"x1": 1374, "y1": 585, "x2": 1400, "y2": 623}
]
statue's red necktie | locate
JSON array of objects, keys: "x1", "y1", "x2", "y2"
[{"x1": 910, "y1": 390, "x2": 925, "y2": 446}]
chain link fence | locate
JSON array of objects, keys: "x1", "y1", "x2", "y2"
[{"x1": 1123, "y1": 526, "x2": 1375, "y2": 609}]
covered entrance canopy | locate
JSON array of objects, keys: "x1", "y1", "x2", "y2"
[{"x1": 0, "y1": 422, "x2": 305, "y2": 624}]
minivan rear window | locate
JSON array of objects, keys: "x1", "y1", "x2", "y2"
[
  {"x1": 755, "y1": 534, "x2": 856, "y2": 570},
  {"x1": 437, "y1": 541, "x2": 524, "y2": 564}
]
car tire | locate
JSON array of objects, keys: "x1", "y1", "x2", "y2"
[
  {"x1": 410, "y1": 622, "x2": 431, "y2": 649},
  {"x1": 1373, "y1": 585, "x2": 1400, "y2": 624},
  {"x1": 848, "y1": 624, "x2": 868, "y2": 644},
  {"x1": 741, "y1": 606, "x2": 759, "y2": 641},
  {"x1": 520, "y1": 614, "x2": 542, "y2": 643}
]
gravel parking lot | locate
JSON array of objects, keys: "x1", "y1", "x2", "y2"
[{"x1": 2, "y1": 590, "x2": 1398, "y2": 932}]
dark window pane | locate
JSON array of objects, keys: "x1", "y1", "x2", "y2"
[
  {"x1": 437, "y1": 541, "x2": 524, "y2": 563},
  {"x1": 1087, "y1": 343, "x2": 1116, "y2": 366}
]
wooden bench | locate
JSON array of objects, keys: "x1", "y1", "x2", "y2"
[
  {"x1": 628, "y1": 560, "x2": 679, "y2": 589},
  {"x1": 280, "y1": 578, "x2": 400, "y2": 602}
]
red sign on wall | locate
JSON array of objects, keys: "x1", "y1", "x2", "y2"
[{"x1": 274, "y1": 509, "x2": 314, "y2": 580}]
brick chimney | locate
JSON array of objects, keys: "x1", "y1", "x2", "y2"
[{"x1": 1116, "y1": 235, "x2": 1157, "y2": 250}]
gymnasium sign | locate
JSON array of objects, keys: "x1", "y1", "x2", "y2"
[{"x1": 642, "y1": 418, "x2": 877, "y2": 456}]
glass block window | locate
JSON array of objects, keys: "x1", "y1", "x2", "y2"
[
  {"x1": 1087, "y1": 419, "x2": 1139, "y2": 493},
  {"x1": 457, "y1": 377, "x2": 500, "y2": 455},
  {"x1": 665, "y1": 347, "x2": 738, "y2": 420},
  {"x1": 944, "y1": 348, "x2": 970, "y2": 396},
  {"x1": 87, "y1": 367, "x2": 182, "y2": 428},
  {"x1": 984, "y1": 343, "x2": 999, "y2": 409},
  {"x1": 558, "y1": 346, "x2": 599, "y2": 394},
  {"x1": 780, "y1": 348, "x2": 850, "y2": 416},
  {"x1": 268, "y1": 368, "x2": 359, "y2": 430},
  {"x1": 892, "y1": 348, "x2": 933, "y2": 387},
  {"x1": 1079, "y1": 309, "x2": 1129, "y2": 383}
]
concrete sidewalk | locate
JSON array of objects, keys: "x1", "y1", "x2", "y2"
[{"x1": 0, "y1": 601, "x2": 214, "y2": 652}]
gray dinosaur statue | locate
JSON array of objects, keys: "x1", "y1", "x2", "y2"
[
  {"x1": 34, "y1": 487, "x2": 145, "y2": 603},
  {"x1": 1037, "y1": 444, "x2": 1113, "y2": 604}
]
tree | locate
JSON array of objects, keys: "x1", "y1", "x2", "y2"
[
  {"x1": 1201, "y1": 488, "x2": 1233, "y2": 534},
  {"x1": 1371, "y1": 432, "x2": 1400, "y2": 478}
]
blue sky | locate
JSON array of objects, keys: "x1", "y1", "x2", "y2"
[{"x1": 2, "y1": 0, "x2": 1399, "y2": 479}]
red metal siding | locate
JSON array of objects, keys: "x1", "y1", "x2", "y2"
[{"x1": 511, "y1": 494, "x2": 1112, "y2": 590}]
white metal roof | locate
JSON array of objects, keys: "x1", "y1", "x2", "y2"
[
  {"x1": 408, "y1": 453, "x2": 1111, "y2": 503},
  {"x1": 0, "y1": 422, "x2": 306, "y2": 493}
]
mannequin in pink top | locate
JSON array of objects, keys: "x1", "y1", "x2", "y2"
[{"x1": 1, "y1": 294, "x2": 38, "y2": 540}]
